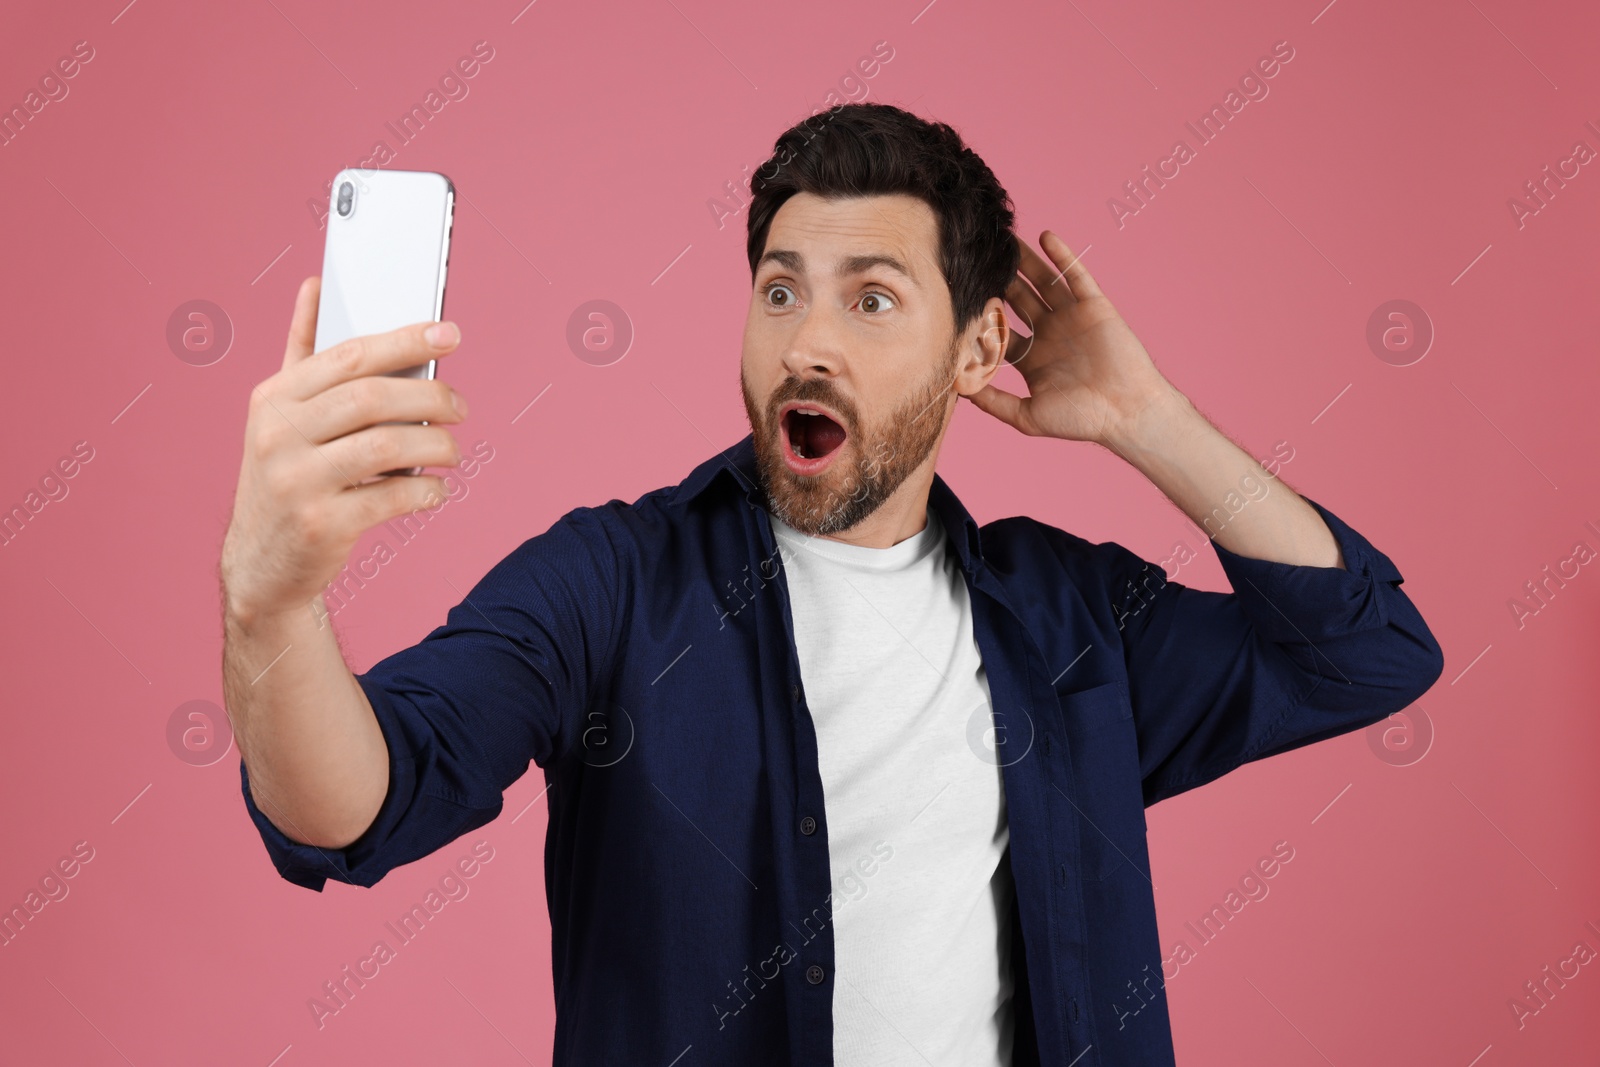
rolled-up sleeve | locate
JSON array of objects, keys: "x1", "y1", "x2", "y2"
[
  {"x1": 239, "y1": 505, "x2": 623, "y2": 891},
  {"x1": 1107, "y1": 494, "x2": 1445, "y2": 806}
]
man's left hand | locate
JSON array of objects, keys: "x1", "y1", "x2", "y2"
[{"x1": 966, "y1": 230, "x2": 1177, "y2": 449}]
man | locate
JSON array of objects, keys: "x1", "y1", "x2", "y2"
[{"x1": 221, "y1": 103, "x2": 1443, "y2": 1066}]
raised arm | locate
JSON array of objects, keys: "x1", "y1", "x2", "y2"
[
  {"x1": 967, "y1": 231, "x2": 1443, "y2": 801},
  {"x1": 220, "y1": 277, "x2": 467, "y2": 851}
]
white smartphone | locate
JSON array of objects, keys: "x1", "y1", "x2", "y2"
[{"x1": 314, "y1": 168, "x2": 454, "y2": 477}]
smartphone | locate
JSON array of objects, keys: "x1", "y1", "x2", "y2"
[{"x1": 313, "y1": 168, "x2": 454, "y2": 477}]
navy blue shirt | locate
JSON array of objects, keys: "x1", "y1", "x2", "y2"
[{"x1": 240, "y1": 431, "x2": 1444, "y2": 1066}]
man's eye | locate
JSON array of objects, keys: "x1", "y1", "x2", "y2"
[
  {"x1": 763, "y1": 283, "x2": 797, "y2": 307},
  {"x1": 858, "y1": 291, "x2": 896, "y2": 313}
]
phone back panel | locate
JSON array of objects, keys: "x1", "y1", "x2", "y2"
[{"x1": 313, "y1": 169, "x2": 454, "y2": 378}]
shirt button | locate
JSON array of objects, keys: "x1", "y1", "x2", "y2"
[
  {"x1": 805, "y1": 964, "x2": 825, "y2": 985},
  {"x1": 791, "y1": 684, "x2": 802, "y2": 703},
  {"x1": 800, "y1": 816, "x2": 817, "y2": 836}
]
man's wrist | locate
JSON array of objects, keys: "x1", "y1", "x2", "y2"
[
  {"x1": 1099, "y1": 378, "x2": 1201, "y2": 463},
  {"x1": 224, "y1": 591, "x2": 319, "y2": 639}
]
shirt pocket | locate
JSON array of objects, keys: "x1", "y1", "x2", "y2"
[{"x1": 1055, "y1": 680, "x2": 1150, "y2": 882}]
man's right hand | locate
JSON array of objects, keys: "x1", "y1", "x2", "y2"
[{"x1": 221, "y1": 275, "x2": 469, "y2": 626}]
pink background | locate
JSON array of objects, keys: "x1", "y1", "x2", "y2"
[{"x1": 2, "y1": 0, "x2": 1597, "y2": 1063}]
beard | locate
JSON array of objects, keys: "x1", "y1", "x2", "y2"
[{"x1": 741, "y1": 331, "x2": 961, "y2": 537}]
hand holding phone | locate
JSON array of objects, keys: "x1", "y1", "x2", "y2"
[{"x1": 220, "y1": 280, "x2": 468, "y2": 625}]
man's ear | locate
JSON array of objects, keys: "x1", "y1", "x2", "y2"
[{"x1": 955, "y1": 297, "x2": 1010, "y2": 397}]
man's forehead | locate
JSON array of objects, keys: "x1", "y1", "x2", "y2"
[{"x1": 761, "y1": 193, "x2": 936, "y2": 282}]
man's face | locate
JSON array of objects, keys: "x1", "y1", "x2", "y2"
[{"x1": 740, "y1": 192, "x2": 971, "y2": 537}]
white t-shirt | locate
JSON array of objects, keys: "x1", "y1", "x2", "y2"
[{"x1": 769, "y1": 505, "x2": 1015, "y2": 1067}]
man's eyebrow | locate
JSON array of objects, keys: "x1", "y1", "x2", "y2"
[{"x1": 756, "y1": 249, "x2": 918, "y2": 285}]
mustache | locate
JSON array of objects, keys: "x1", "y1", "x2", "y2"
[{"x1": 759, "y1": 343, "x2": 962, "y2": 434}]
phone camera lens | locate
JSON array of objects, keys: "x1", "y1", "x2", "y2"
[{"x1": 336, "y1": 181, "x2": 354, "y2": 217}]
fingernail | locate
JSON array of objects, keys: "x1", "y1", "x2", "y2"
[
  {"x1": 452, "y1": 391, "x2": 468, "y2": 417},
  {"x1": 427, "y1": 322, "x2": 459, "y2": 348}
]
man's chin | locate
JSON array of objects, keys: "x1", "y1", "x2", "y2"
[{"x1": 763, "y1": 467, "x2": 845, "y2": 525}]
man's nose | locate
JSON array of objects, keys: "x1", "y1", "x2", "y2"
[{"x1": 779, "y1": 304, "x2": 846, "y2": 379}]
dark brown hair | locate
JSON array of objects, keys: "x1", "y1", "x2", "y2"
[{"x1": 745, "y1": 102, "x2": 1020, "y2": 336}]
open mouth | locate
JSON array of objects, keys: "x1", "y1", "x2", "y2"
[{"x1": 783, "y1": 405, "x2": 848, "y2": 462}]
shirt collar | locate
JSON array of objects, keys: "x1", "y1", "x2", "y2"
[{"x1": 669, "y1": 432, "x2": 986, "y2": 574}]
